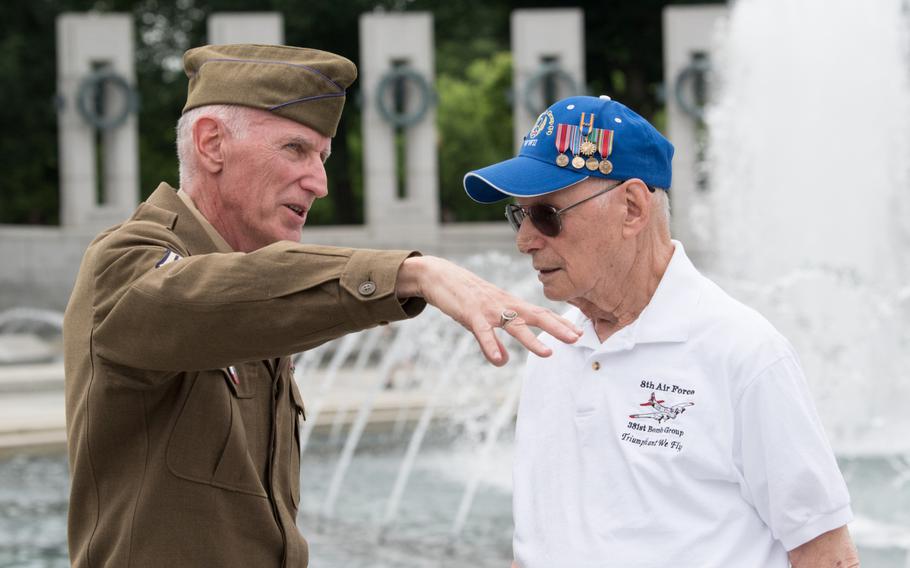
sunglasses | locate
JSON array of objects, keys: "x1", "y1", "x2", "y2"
[{"x1": 506, "y1": 181, "x2": 656, "y2": 237}]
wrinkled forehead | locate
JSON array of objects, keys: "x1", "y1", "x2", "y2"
[{"x1": 249, "y1": 110, "x2": 332, "y2": 151}]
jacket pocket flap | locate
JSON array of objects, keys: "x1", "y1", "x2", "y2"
[{"x1": 222, "y1": 366, "x2": 255, "y2": 398}]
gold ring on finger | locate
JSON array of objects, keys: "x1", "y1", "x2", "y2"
[{"x1": 499, "y1": 309, "x2": 519, "y2": 328}]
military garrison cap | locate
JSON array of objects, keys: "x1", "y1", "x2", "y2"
[{"x1": 182, "y1": 44, "x2": 357, "y2": 138}]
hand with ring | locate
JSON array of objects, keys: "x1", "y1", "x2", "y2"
[{"x1": 395, "y1": 256, "x2": 583, "y2": 366}]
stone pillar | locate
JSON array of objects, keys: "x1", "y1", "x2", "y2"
[
  {"x1": 359, "y1": 13, "x2": 439, "y2": 246},
  {"x1": 511, "y1": 9, "x2": 585, "y2": 150},
  {"x1": 662, "y1": 5, "x2": 728, "y2": 266},
  {"x1": 207, "y1": 13, "x2": 284, "y2": 44},
  {"x1": 56, "y1": 13, "x2": 139, "y2": 229}
]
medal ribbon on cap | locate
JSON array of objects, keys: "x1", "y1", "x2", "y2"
[
  {"x1": 555, "y1": 124, "x2": 572, "y2": 167},
  {"x1": 596, "y1": 127, "x2": 615, "y2": 174},
  {"x1": 569, "y1": 125, "x2": 587, "y2": 168},
  {"x1": 555, "y1": 118, "x2": 606, "y2": 169},
  {"x1": 597, "y1": 128, "x2": 614, "y2": 158},
  {"x1": 555, "y1": 124, "x2": 571, "y2": 154},
  {"x1": 569, "y1": 124, "x2": 581, "y2": 156},
  {"x1": 579, "y1": 112, "x2": 595, "y2": 136},
  {"x1": 578, "y1": 113, "x2": 598, "y2": 157}
]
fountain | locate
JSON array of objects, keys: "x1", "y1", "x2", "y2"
[
  {"x1": 706, "y1": 0, "x2": 910, "y2": 453},
  {"x1": 701, "y1": 0, "x2": 910, "y2": 561}
]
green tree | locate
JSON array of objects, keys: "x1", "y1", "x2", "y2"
[
  {"x1": 436, "y1": 51, "x2": 513, "y2": 222},
  {"x1": 0, "y1": 0, "x2": 74, "y2": 224}
]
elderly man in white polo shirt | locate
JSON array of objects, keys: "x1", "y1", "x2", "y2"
[{"x1": 464, "y1": 95, "x2": 859, "y2": 568}]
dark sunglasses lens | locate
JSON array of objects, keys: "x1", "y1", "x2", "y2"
[
  {"x1": 505, "y1": 204, "x2": 524, "y2": 232},
  {"x1": 528, "y1": 205, "x2": 560, "y2": 237}
]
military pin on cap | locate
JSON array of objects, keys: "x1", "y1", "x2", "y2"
[
  {"x1": 595, "y1": 125, "x2": 615, "y2": 175},
  {"x1": 571, "y1": 117, "x2": 594, "y2": 170},
  {"x1": 577, "y1": 112, "x2": 599, "y2": 169},
  {"x1": 568, "y1": 122, "x2": 586, "y2": 169},
  {"x1": 554, "y1": 124, "x2": 570, "y2": 167},
  {"x1": 578, "y1": 113, "x2": 597, "y2": 155}
]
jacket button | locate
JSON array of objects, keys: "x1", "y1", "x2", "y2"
[
  {"x1": 358, "y1": 281, "x2": 377, "y2": 296},
  {"x1": 591, "y1": 361, "x2": 601, "y2": 371}
]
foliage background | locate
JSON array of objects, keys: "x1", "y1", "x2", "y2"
[{"x1": 0, "y1": 0, "x2": 717, "y2": 226}]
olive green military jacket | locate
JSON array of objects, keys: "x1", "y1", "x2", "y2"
[{"x1": 63, "y1": 183, "x2": 424, "y2": 567}]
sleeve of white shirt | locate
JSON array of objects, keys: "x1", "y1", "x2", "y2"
[{"x1": 735, "y1": 355, "x2": 853, "y2": 551}]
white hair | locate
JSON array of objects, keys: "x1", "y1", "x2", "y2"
[
  {"x1": 175, "y1": 105, "x2": 253, "y2": 188},
  {"x1": 651, "y1": 186, "x2": 671, "y2": 233},
  {"x1": 595, "y1": 178, "x2": 671, "y2": 233}
]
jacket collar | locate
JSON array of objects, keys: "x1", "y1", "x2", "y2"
[
  {"x1": 144, "y1": 183, "x2": 235, "y2": 255},
  {"x1": 177, "y1": 189, "x2": 234, "y2": 252},
  {"x1": 573, "y1": 240, "x2": 703, "y2": 352}
]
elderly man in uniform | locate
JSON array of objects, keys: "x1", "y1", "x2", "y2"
[
  {"x1": 63, "y1": 45, "x2": 581, "y2": 568},
  {"x1": 464, "y1": 95, "x2": 859, "y2": 568}
]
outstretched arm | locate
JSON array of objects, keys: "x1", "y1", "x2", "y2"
[
  {"x1": 397, "y1": 255, "x2": 582, "y2": 366},
  {"x1": 788, "y1": 526, "x2": 859, "y2": 568}
]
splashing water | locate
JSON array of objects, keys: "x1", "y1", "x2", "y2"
[{"x1": 705, "y1": 0, "x2": 910, "y2": 453}]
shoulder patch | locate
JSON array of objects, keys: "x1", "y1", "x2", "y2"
[{"x1": 155, "y1": 249, "x2": 183, "y2": 268}]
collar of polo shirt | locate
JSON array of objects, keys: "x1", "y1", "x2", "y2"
[{"x1": 572, "y1": 240, "x2": 701, "y2": 352}]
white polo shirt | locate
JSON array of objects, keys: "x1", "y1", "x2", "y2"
[{"x1": 512, "y1": 241, "x2": 852, "y2": 568}]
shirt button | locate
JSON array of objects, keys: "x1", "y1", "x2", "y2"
[
  {"x1": 358, "y1": 281, "x2": 377, "y2": 296},
  {"x1": 592, "y1": 361, "x2": 601, "y2": 371}
]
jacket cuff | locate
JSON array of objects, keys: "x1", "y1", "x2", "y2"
[{"x1": 339, "y1": 249, "x2": 426, "y2": 328}]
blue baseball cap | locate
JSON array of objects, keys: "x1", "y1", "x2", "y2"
[{"x1": 463, "y1": 95, "x2": 674, "y2": 203}]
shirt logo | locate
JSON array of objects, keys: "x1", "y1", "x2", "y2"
[
  {"x1": 621, "y1": 381, "x2": 696, "y2": 453},
  {"x1": 628, "y1": 392, "x2": 695, "y2": 424}
]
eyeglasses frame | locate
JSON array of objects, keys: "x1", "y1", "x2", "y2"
[{"x1": 504, "y1": 180, "x2": 656, "y2": 237}]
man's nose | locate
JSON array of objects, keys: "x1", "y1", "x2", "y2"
[
  {"x1": 303, "y1": 159, "x2": 329, "y2": 198},
  {"x1": 516, "y1": 218, "x2": 544, "y2": 255}
]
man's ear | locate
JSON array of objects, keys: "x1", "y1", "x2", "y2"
[
  {"x1": 621, "y1": 178, "x2": 652, "y2": 238},
  {"x1": 192, "y1": 116, "x2": 225, "y2": 174}
]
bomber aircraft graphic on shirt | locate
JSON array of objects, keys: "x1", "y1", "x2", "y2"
[{"x1": 629, "y1": 392, "x2": 694, "y2": 423}]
